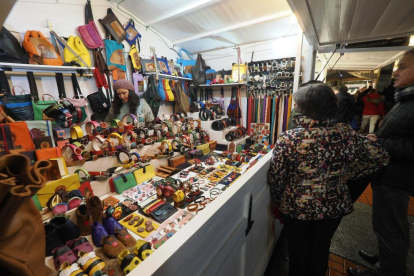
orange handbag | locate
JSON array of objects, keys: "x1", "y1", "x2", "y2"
[
  {"x1": 22, "y1": 30, "x2": 63, "y2": 66},
  {"x1": 3, "y1": 122, "x2": 35, "y2": 151},
  {"x1": 35, "y1": 147, "x2": 62, "y2": 160}
]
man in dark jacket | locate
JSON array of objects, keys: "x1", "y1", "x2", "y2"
[
  {"x1": 348, "y1": 49, "x2": 414, "y2": 276},
  {"x1": 334, "y1": 85, "x2": 355, "y2": 124}
]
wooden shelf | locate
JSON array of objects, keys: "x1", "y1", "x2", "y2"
[{"x1": 0, "y1": 62, "x2": 94, "y2": 72}]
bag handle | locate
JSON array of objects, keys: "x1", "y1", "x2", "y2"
[
  {"x1": 11, "y1": 86, "x2": 30, "y2": 95},
  {"x1": 178, "y1": 49, "x2": 194, "y2": 61},
  {"x1": 42, "y1": 94, "x2": 58, "y2": 101},
  {"x1": 0, "y1": 71, "x2": 11, "y2": 95},
  {"x1": 55, "y1": 73, "x2": 67, "y2": 99},
  {"x1": 27, "y1": 72, "x2": 39, "y2": 102},
  {"x1": 85, "y1": 0, "x2": 94, "y2": 24},
  {"x1": 71, "y1": 73, "x2": 84, "y2": 99}
]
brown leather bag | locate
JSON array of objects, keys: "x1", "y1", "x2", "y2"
[
  {"x1": 0, "y1": 154, "x2": 52, "y2": 276},
  {"x1": 174, "y1": 81, "x2": 190, "y2": 114}
]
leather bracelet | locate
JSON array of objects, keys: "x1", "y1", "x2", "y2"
[
  {"x1": 117, "y1": 150, "x2": 132, "y2": 165},
  {"x1": 136, "y1": 128, "x2": 148, "y2": 139},
  {"x1": 211, "y1": 120, "x2": 224, "y2": 131},
  {"x1": 122, "y1": 114, "x2": 137, "y2": 130},
  {"x1": 163, "y1": 186, "x2": 176, "y2": 198},
  {"x1": 187, "y1": 203, "x2": 198, "y2": 212},
  {"x1": 70, "y1": 126, "x2": 84, "y2": 140},
  {"x1": 194, "y1": 196, "x2": 205, "y2": 204}
]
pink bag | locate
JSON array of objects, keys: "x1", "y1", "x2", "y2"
[{"x1": 78, "y1": 21, "x2": 103, "y2": 49}]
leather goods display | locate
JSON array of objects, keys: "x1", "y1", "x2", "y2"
[
  {"x1": 2, "y1": 80, "x2": 35, "y2": 121},
  {"x1": 0, "y1": 154, "x2": 51, "y2": 276},
  {"x1": 63, "y1": 74, "x2": 90, "y2": 123},
  {"x1": 113, "y1": 171, "x2": 138, "y2": 194},
  {"x1": 77, "y1": 0, "x2": 104, "y2": 49},
  {"x1": 133, "y1": 165, "x2": 155, "y2": 184},
  {"x1": 22, "y1": 30, "x2": 63, "y2": 66},
  {"x1": 26, "y1": 120, "x2": 55, "y2": 147},
  {"x1": 63, "y1": 35, "x2": 91, "y2": 67},
  {"x1": 28, "y1": 71, "x2": 59, "y2": 121},
  {"x1": 86, "y1": 87, "x2": 110, "y2": 117},
  {"x1": 142, "y1": 76, "x2": 161, "y2": 119},
  {"x1": 176, "y1": 48, "x2": 196, "y2": 79},
  {"x1": 156, "y1": 78, "x2": 166, "y2": 101},
  {"x1": 192, "y1": 54, "x2": 210, "y2": 86},
  {"x1": 149, "y1": 201, "x2": 178, "y2": 223},
  {"x1": 104, "y1": 39, "x2": 127, "y2": 71},
  {"x1": 37, "y1": 174, "x2": 81, "y2": 207},
  {"x1": 119, "y1": 213, "x2": 159, "y2": 238},
  {"x1": 35, "y1": 147, "x2": 62, "y2": 160},
  {"x1": 99, "y1": 8, "x2": 126, "y2": 43},
  {"x1": 0, "y1": 26, "x2": 27, "y2": 63},
  {"x1": 4, "y1": 121, "x2": 35, "y2": 151},
  {"x1": 168, "y1": 155, "x2": 185, "y2": 168}
]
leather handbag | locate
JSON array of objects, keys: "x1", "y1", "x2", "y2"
[
  {"x1": 104, "y1": 39, "x2": 126, "y2": 71},
  {"x1": 176, "y1": 48, "x2": 196, "y2": 79},
  {"x1": 124, "y1": 19, "x2": 140, "y2": 45},
  {"x1": 174, "y1": 81, "x2": 190, "y2": 114},
  {"x1": 77, "y1": 0, "x2": 104, "y2": 49},
  {"x1": 129, "y1": 44, "x2": 142, "y2": 71},
  {"x1": 196, "y1": 143, "x2": 210, "y2": 155},
  {"x1": 150, "y1": 201, "x2": 178, "y2": 223},
  {"x1": 35, "y1": 147, "x2": 62, "y2": 161},
  {"x1": 0, "y1": 154, "x2": 51, "y2": 276},
  {"x1": 37, "y1": 174, "x2": 80, "y2": 207},
  {"x1": 192, "y1": 54, "x2": 210, "y2": 86},
  {"x1": 99, "y1": 8, "x2": 126, "y2": 43},
  {"x1": 22, "y1": 30, "x2": 63, "y2": 66},
  {"x1": 3, "y1": 121, "x2": 35, "y2": 151},
  {"x1": 143, "y1": 76, "x2": 161, "y2": 119},
  {"x1": 157, "y1": 79, "x2": 166, "y2": 101},
  {"x1": 63, "y1": 36, "x2": 91, "y2": 67},
  {"x1": 0, "y1": 26, "x2": 27, "y2": 63},
  {"x1": 63, "y1": 74, "x2": 90, "y2": 123},
  {"x1": 163, "y1": 80, "x2": 174, "y2": 102},
  {"x1": 113, "y1": 172, "x2": 137, "y2": 194},
  {"x1": 133, "y1": 165, "x2": 155, "y2": 184},
  {"x1": 26, "y1": 120, "x2": 55, "y2": 146}
]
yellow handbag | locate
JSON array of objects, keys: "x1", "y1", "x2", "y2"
[
  {"x1": 129, "y1": 44, "x2": 141, "y2": 71},
  {"x1": 37, "y1": 174, "x2": 81, "y2": 207},
  {"x1": 133, "y1": 165, "x2": 155, "y2": 184},
  {"x1": 231, "y1": 63, "x2": 247, "y2": 83},
  {"x1": 196, "y1": 143, "x2": 210, "y2": 154},
  {"x1": 64, "y1": 35, "x2": 91, "y2": 67},
  {"x1": 164, "y1": 80, "x2": 174, "y2": 102}
]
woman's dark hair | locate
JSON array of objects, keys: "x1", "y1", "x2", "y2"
[
  {"x1": 113, "y1": 89, "x2": 140, "y2": 117},
  {"x1": 293, "y1": 83, "x2": 338, "y2": 121},
  {"x1": 334, "y1": 85, "x2": 348, "y2": 94}
]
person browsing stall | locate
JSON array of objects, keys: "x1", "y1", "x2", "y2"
[
  {"x1": 268, "y1": 83, "x2": 389, "y2": 276},
  {"x1": 104, "y1": 79, "x2": 154, "y2": 122}
]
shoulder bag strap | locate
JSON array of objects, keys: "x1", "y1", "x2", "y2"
[
  {"x1": 85, "y1": 0, "x2": 94, "y2": 24},
  {"x1": 0, "y1": 71, "x2": 11, "y2": 95},
  {"x1": 71, "y1": 73, "x2": 84, "y2": 99},
  {"x1": 55, "y1": 73, "x2": 67, "y2": 99},
  {"x1": 27, "y1": 72, "x2": 39, "y2": 102}
]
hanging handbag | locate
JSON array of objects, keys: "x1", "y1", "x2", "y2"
[
  {"x1": 99, "y1": 8, "x2": 126, "y2": 43},
  {"x1": 0, "y1": 26, "x2": 27, "y2": 63},
  {"x1": 174, "y1": 81, "x2": 190, "y2": 114},
  {"x1": 129, "y1": 44, "x2": 141, "y2": 71},
  {"x1": 63, "y1": 35, "x2": 91, "y2": 67},
  {"x1": 63, "y1": 73, "x2": 90, "y2": 123},
  {"x1": 2, "y1": 84, "x2": 34, "y2": 122},
  {"x1": 231, "y1": 48, "x2": 247, "y2": 83},
  {"x1": 132, "y1": 72, "x2": 144, "y2": 96},
  {"x1": 77, "y1": 0, "x2": 104, "y2": 49},
  {"x1": 163, "y1": 79, "x2": 174, "y2": 102},
  {"x1": 157, "y1": 56, "x2": 170, "y2": 74},
  {"x1": 22, "y1": 30, "x2": 63, "y2": 66},
  {"x1": 143, "y1": 76, "x2": 161, "y2": 119},
  {"x1": 156, "y1": 79, "x2": 166, "y2": 101},
  {"x1": 192, "y1": 54, "x2": 210, "y2": 86},
  {"x1": 176, "y1": 48, "x2": 196, "y2": 79},
  {"x1": 104, "y1": 39, "x2": 126, "y2": 71},
  {"x1": 28, "y1": 71, "x2": 59, "y2": 121},
  {"x1": 124, "y1": 19, "x2": 140, "y2": 45}
]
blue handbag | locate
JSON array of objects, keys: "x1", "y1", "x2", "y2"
[
  {"x1": 176, "y1": 48, "x2": 196, "y2": 79},
  {"x1": 104, "y1": 39, "x2": 127, "y2": 71},
  {"x1": 157, "y1": 79, "x2": 166, "y2": 101}
]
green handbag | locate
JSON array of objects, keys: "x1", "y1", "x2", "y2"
[{"x1": 113, "y1": 171, "x2": 138, "y2": 194}]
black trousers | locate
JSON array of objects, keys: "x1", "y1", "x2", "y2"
[
  {"x1": 281, "y1": 214, "x2": 342, "y2": 276},
  {"x1": 372, "y1": 183, "x2": 411, "y2": 276}
]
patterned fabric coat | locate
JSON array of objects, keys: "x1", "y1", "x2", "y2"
[{"x1": 268, "y1": 116, "x2": 389, "y2": 220}]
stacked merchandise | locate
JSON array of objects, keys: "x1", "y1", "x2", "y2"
[{"x1": 246, "y1": 58, "x2": 295, "y2": 144}]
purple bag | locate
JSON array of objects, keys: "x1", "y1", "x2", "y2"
[
  {"x1": 77, "y1": 0, "x2": 103, "y2": 49},
  {"x1": 133, "y1": 72, "x2": 144, "y2": 96}
]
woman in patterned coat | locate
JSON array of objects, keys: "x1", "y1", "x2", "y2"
[{"x1": 268, "y1": 83, "x2": 389, "y2": 276}]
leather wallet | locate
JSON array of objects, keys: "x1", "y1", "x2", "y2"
[
  {"x1": 168, "y1": 155, "x2": 185, "y2": 168},
  {"x1": 34, "y1": 136, "x2": 53, "y2": 149},
  {"x1": 150, "y1": 202, "x2": 178, "y2": 223}
]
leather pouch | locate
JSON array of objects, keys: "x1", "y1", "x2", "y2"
[
  {"x1": 99, "y1": 8, "x2": 126, "y2": 43},
  {"x1": 34, "y1": 136, "x2": 53, "y2": 149},
  {"x1": 4, "y1": 121, "x2": 35, "y2": 151},
  {"x1": 168, "y1": 155, "x2": 185, "y2": 168},
  {"x1": 133, "y1": 165, "x2": 155, "y2": 184},
  {"x1": 35, "y1": 147, "x2": 62, "y2": 160},
  {"x1": 113, "y1": 172, "x2": 137, "y2": 194},
  {"x1": 196, "y1": 143, "x2": 210, "y2": 155},
  {"x1": 150, "y1": 202, "x2": 178, "y2": 223}
]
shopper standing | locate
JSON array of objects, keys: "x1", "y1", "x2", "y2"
[
  {"x1": 348, "y1": 49, "x2": 414, "y2": 276},
  {"x1": 334, "y1": 85, "x2": 355, "y2": 124},
  {"x1": 359, "y1": 89, "x2": 385, "y2": 133},
  {"x1": 268, "y1": 83, "x2": 389, "y2": 276}
]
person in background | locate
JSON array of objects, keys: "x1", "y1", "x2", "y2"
[
  {"x1": 379, "y1": 79, "x2": 396, "y2": 114},
  {"x1": 353, "y1": 86, "x2": 366, "y2": 127},
  {"x1": 268, "y1": 83, "x2": 389, "y2": 276},
  {"x1": 348, "y1": 48, "x2": 414, "y2": 276},
  {"x1": 333, "y1": 85, "x2": 355, "y2": 124},
  {"x1": 104, "y1": 79, "x2": 154, "y2": 122},
  {"x1": 360, "y1": 89, "x2": 385, "y2": 133}
]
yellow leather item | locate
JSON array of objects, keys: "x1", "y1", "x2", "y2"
[
  {"x1": 129, "y1": 44, "x2": 141, "y2": 71},
  {"x1": 108, "y1": 132, "x2": 124, "y2": 145},
  {"x1": 64, "y1": 35, "x2": 91, "y2": 67},
  {"x1": 173, "y1": 190, "x2": 185, "y2": 202},
  {"x1": 133, "y1": 165, "x2": 155, "y2": 184},
  {"x1": 70, "y1": 126, "x2": 84, "y2": 140},
  {"x1": 164, "y1": 80, "x2": 174, "y2": 102},
  {"x1": 37, "y1": 174, "x2": 80, "y2": 207},
  {"x1": 196, "y1": 143, "x2": 210, "y2": 154}
]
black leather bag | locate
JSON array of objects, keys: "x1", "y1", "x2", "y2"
[
  {"x1": 150, "y1": 202, "x2": 178, "y2": 223},
  {"x1": 0, "y1": 27, "x2": 27, "y2": 63},
  {"x1": 191, "y1": 54, "x2": 210, "y2": 86},
  {"x1": 87, "y1": 89, "x2": 110, "y2": 116}
]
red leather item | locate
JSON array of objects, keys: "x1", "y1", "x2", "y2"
[
  {"x1": 146, "y1": 200, "x2": 165, "y2": 215},
  {"x1": 162, "y1": 186, "x2": 175, "y2": 198},
  {"x1": 93, "y1": 68, "x2": 109, "y2": 90}
]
